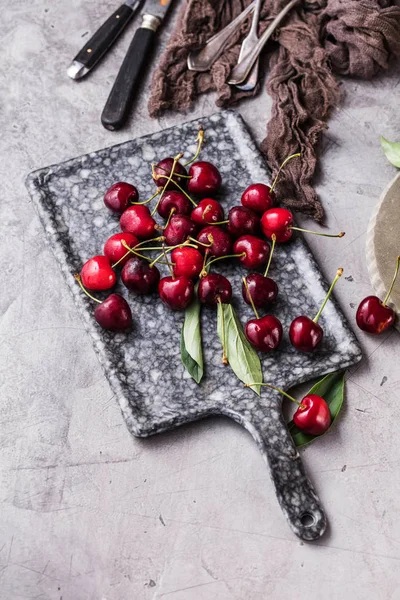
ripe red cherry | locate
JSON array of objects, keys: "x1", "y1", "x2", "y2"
[
  {"x1": 356, "y1": 256, "x2": 400, "y2": 335},
  {"x1": 233, "y1": 235, "x2": 270, "y2": 269},
  {"x1": 289, "y1": 316, "x2": 323, "y2": 352},
  {"x1": 228, "y1": 206, "x2": 260, "y2": 238},
  {"x1": 289, "y1": 268, "x2": 343, "y2": 352},
  {"x1": 153, "y1": 157, "x2": 188, "y2": 189},
  {"x1": 188, "y1": 161, "x2": 222, "y2": 197},
  {"x1": 104, "y1": 182, "x2": 138, "y2": 214},
  {"x1": 191, "y1": 198, "x2": 224, "y2": 225},
  {"x1": 245, "y1": 315, "x2": 282, "y2": 352},
  {"x1": 80, "y1": 256, "x2": 116, "y2": 291},
  {"x1": 94, "y1": 294, "x2": 133, "y2": 332},
  {"x1": 171, "y1": 247, "x2": 204, "y2": 279},
  {"x1": 261, "y1": 208, "x2": 293, "y2": 243},
  {"x1": 242, "y1": 273, "x2": 278, "y2": 308},
  {"x1": 121, "y1": 257, "x2": 160, "y2": 294},
  {"x1": 104, "y1": 232, "x2": 138, "y2": 267},
  {"x1": 197, "y1": 226, "x2": 232, "y2": 257},
  {"x1": 293, "y1": 394, "x2": 331, "y2": 435},
  {"x1": 198, "y1": 274, "x2": 232, "y2": 306},
  {"x1": 158, "y1": 276, "x2": 194, "y2": 310},
  {"x1": 157, "y1": 190, "x2": 192, "y2": 219},
  {"x1": 241, "y1": 183, "x2": 275, "y2": 214},
  {"x1": 164, "y1": 215, "x2": 197, "y2": 246},
  {"x1": 120, "y1": 205, "x2": 157, "y2": 240},
  {"x1": 356, "y1": 296, "x2": 396, "y2": 334}
]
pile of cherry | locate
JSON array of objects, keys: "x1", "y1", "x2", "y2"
[{"x1": 76, "y1": 126, "x2": 400, "y2": 437}]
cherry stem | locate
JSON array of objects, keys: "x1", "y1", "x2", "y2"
[
  {"x1": 121, "y1": 240, "x2": 161, "y2": 263},
  {"x1": 205, "y1": 253, "x2": 245, "y2": 269},
  {"x1": 162, "y1": 244, "x2": 175, "y2": 278},
  {"x1": 199, "y1": 249, "x2": 210, "y2": 278},
  {"x1": 290, "y1": 226, "x2": 345, "y2": 239},
  {"x1": 184, "y1": 124, "x2": 205, "y2": 167},
  {"x1": 264, "y1": 234, "x2": 276, "y2": 277},
  {"x1": 244, "y1": 382, "x2": 304, "y2": 408},
  {"x1": 148, "y1": 241, "x2": 197, "y2": 268},
  {"x1": 218, "y1": 297, "x2": 229, "y2": 365},
  {"x1": 189, "y1": 236, "x2": 212, "y2": 248},
  {"x1": 242, "y1": 277, "x2": 259, "y2": 319},
  {"x1": 165, "y1": 208, "x2": 176, "y2": 228},
  {"x1": 131, "y1": 188, "x2": 161, "y2": 205},
  {"x1": 383, "y1": 255, "x2": 400, "y2": 306},
  {"x1": 74, "y1": 274, "x2": 102, "y2": 304},
  {"x1": 211, "y1": 220, "x2": 229, "y2": 225},
  {"x1": 270, "y1": 152, "x2": 301, "y2": 193},
  {"x1": 313, "y1": 268, "x2": 343, "y2": 323},
  {"x1": 111, "y1": 236, "x2": 166, "y2": 269},
  {"x1": 168, "y1": 179, "x2": 198, "y2": 207}
]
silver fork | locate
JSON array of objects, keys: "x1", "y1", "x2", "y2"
[{"x1": 234, "y1": 0, "x2": 263, "y2": 91}]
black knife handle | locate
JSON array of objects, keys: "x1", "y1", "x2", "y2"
[
  {"x1": 73, "y1": 4, "x2": 137, "y2": 72},
  {"x1": 101, "y1": 18, "x2": 160, "y2": 131}
]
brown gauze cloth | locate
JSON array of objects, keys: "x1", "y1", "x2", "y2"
[{"x1": 148, "y1": 0, "x2": 400, "y2": 221}]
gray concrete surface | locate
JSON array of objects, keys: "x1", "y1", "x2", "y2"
[{"x1": 1, "y1": 1, "x2": 400, "y2": 598}]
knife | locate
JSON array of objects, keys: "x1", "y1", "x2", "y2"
[
  {"x1": 67, "y1": 0, "x2": 142, "y2": 80},
  {"x1": 101, "y1": 0, "x2": 174, "y2": 131}
]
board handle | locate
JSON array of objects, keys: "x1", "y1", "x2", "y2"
[{"x1": 223, "y1": 400, "x2": 327, "y2": 541}]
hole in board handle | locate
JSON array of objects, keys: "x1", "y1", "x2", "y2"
[{"x1": 300, "y1": 512, "x2": 316, "y2": 527}]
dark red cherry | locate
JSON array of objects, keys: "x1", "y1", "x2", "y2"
[
  {"x1": 104, "y1": 182, "x2": 138, "y2": 214},
  {"x1": 153, "y1": 158, "x2": 187, "y2": 189},
  {"x1": 196, "y1": 226, "x2": 232, "y2": 257},
  {"x1": 157, "y1": 190, "x2": 192, "y2": 219},
  {"x1": 228, "y1": 206, "x2": 260, "y2": 238},
  {"x1": 94, "y1": 293, "x2": 132, "y2": 332},
  {"x1": 245, "y1": 315, "x2": 282, "y2": 352},
  {"x1": 241, "y1": 183, "x2": 275, "y2": 214},
  {"x1": 261, "y1": 208, "x2": 293, "y2": 243},
  {"x1": 233, "y1": 235, "x2": 270, "y2": 269},
  {"x1": 198, "y1": 274, "x2": 232, "y2": 306},
  {"x1": 171, "y1": 247, "x2": 204, "y2": 280},
  {"x1": 104, "y1": 232, "x2": 138, "y2": 267},
  {"x1": 120, "y1": 205, "x2": 157, "y2": 240},
  {"x1": 242, "y1": 273, "x2": 278, "y2": 308},
  {"x1": 80, "y1": 256, "x2": 116, "y2": 291},
  {"x1": 293, "y1": 394, "x2": 331, "y2": 435},
  {"x1": 191, "y1": 198, "x2": 224, "y2": 225},
  {"x1": 164, "y1": 215, "x2": 197, "y2": 246},
  {"x1": 158, "y1": 276, "x2": 194, "y2": 310},
  {"x1": 188, "y1": 161, "x2": 222, "y2": 197},
  {"x1": 289, "y1": 316, "x2": 323, "y2": 352},
  {"x1": 356, "y1": 296, "x2": 396, "y2": 335},
  {"x1": 121, "y1": 257, "x2": 160, "y2": 295}
]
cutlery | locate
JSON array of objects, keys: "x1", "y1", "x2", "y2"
[
  {"x1": 228, "y1": 0, "x2": 300, "y2": 86},
  {"x1": 234, "y1": 0, "x2": 263, "y2": 91},
  {"x1": 101, "y1": 0, "x2": 174, "y2": 131},
  {"x1": 67, "y1": 0, "x2": 142, "y2": 80},
  {"x1": 187, "y1": 1, "x2": 255, "y2": 72}
]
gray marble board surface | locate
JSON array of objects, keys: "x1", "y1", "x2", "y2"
[{"x1": 25, "y1": 110, "x2": 362, "y2": 542}]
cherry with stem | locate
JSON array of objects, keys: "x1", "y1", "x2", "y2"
[
  {"x1": 243, "y1": 278, "x2": 282, "y2": 352},
  {"x1": 289, "y1": 268, "x2": 343, "y2": 352},
  {"x1": 74, "y1": 275, "x2": 132, "y2": 332},
  {"x1": 244, "y1": 382, "x2": 331, "y2": 436},
  {"x1": 356, "y1": 255, "x2": 400, "y2": 334}
]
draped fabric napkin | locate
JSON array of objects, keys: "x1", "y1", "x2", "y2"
[{"x1": 148, "y1": 0, "x2": 400, "y2": 221}]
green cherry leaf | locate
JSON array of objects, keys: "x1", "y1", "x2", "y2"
[
  {"x1": 288, "y1": 370, "x2": 345, "y2": 448},
  {"x1": 217, "y1": 302, "x2": 262, "y2": 395},
  {"x1": 180, "y1": 287, "x2": 203, "y2": 384},
  {"x1": 381, "y1": 136, "x2": 400, "y2": 168}
]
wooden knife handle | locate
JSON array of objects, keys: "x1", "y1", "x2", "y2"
[
  {"x1": 101, "y1": 18, "x2": 159, "y2": 131},
  {"x1": 73, "y1": 4, "x2": 137, "y2": 73}
]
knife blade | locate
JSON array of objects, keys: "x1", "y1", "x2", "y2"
[
  {"x1": 101, "y1": 0, "x2": 174, "y2": 131},
  {"x1": 67, "y1": 0, "x2": 142, "y2": 80}
]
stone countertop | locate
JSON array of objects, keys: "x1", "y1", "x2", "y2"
[{"x1": 1, "y1": 1, "x2": 400, "y2": 599}]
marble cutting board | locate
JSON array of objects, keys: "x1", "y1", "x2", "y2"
[{"x1": 26, "y1": 110, "x2": 362, "y2": 541}]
